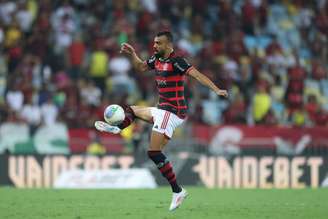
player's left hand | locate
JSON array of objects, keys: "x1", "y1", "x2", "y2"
[{"x1": 216, "y1": 89, "x2": 228, "y2": 98}]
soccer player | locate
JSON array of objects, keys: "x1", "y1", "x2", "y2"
[{"x1": 95, "y1": 31, "x2": 228, "y2": 211}]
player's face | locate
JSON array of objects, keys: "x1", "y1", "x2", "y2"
[{"x1": 153, "y1": 36, "x2": 171, "y2": 58}]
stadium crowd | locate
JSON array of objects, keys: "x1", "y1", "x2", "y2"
[{"x1": 0, "y1": 0, "x2": 327, "y2": 133}]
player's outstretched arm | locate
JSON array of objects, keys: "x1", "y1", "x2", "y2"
[
  {"x1": 120, "y1": 43, "x2": 149, "y2": 72},
  {"x1": 187, "y1": 67, "x2": 228, "y2": 98}
]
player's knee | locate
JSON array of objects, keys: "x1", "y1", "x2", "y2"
[{"x1": 148, "y1": 145, "x2": 162, "y2": 153}]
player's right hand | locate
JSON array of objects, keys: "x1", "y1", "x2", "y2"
[{"x1": 120, "y1": 43, "x2": 135, "y2": 55}]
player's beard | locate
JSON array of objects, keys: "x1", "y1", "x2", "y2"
[{"x1": 154, "y1": 50, "x2": 165, "y2": 58}]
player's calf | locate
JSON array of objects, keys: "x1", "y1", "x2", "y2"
[{"x1": 147, "y1": 151, "x2": 182, "y2": 193}]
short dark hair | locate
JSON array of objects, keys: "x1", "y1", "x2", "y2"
[{"x1": 156, "y1": 31, "x2": 173, "y2": 42}]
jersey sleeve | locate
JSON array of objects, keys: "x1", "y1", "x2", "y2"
[
  {"x1": 145, "y1": 55, "x2": 156, "y2": 70},
  {"x1": 173, "y1": 57, "x2": 193, "y2": 75}
]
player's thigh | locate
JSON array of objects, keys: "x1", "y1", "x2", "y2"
[
  {"x1": 130, "y1": 105, "x2": 153, "y2": 123},
  {"x1": 149, "y1": 130, "x2": 169, "y2": 151}
]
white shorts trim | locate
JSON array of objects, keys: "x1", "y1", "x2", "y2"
[{"x1": 150, "y1": 107, "x2": 185, "y2": 139}]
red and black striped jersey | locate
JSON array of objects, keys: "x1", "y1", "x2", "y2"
[{"x1": 146, "y1": 52, "x2": 193, "y2": 119}]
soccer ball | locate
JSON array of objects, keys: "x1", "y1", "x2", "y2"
[{"x1": 104, "y1": 104, "x2": 125, "y2": 126}]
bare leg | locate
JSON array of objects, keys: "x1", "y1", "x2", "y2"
[
  {"x1": 149, "y1": 130, "x2": 169, "y2": 151},
  {"x1": 117, "y1": 105, "x2": 153, "y2": 129},
  {"x1": 130, "y1": 106, "x2": 153, "y2": 123}
]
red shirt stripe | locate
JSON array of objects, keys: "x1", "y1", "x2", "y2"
[
  {"x1": 159, "y1": 102, "x2": 187, "y2": 109},
  {"x1": 159, "y1": 87, "x2": 184, "y2": 92},
  {"x1": 156, "y1": 75, "x2": 185, "y2": 82},
  {"x1": 159, "y1": 95, "x2": 184, "y2": 101}
]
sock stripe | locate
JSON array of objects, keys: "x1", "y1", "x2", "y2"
[
  {"x1": 165, "y1": 171, "x2": 175, "y2": 179},
  {"x1": 169, "y1": 176, "x2": 176, "y2": 183},
  {"x1": 159, "y1": 162, "x2": 172, "y2": 173},
  {"x1": 162, "y1": 167, "x2": 173, "y2": 176}
]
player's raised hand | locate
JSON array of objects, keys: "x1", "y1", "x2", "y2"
[
  {"x1": 120, "y1": 43, "x2": 135, "y2": 55},
  {"x1": 216, "y1": 89, "x2": 228, "y2": 98}
]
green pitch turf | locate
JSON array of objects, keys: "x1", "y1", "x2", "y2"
[{"x1": 0, "y1": 187, "x2": 327, "y2": 219}]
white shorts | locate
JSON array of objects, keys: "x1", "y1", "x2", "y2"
[{"x1": 150, "y1": 107, "x2": 185, "y2": 139}]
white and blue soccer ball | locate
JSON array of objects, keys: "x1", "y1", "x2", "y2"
[{"x1": 104, "y1": 104, "x2": 125, "y2": 126}]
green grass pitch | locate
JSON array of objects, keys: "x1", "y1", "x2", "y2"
[{"x1": 0, "y1": 187, "x2": 327, "y2": 219}]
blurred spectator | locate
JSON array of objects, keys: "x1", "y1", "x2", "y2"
[
  {"x1": 68, "y1": 34, "x2": 86, "y2": 79},
  {"x1": 108, "y1": 54, "x2": 135, "y2": 97},
  {"x1": 25, "y1": 27, "x2": 50, "y2": 59},
  {"x1": 0, "y1": 23, "x2": 4, "y2": 45},
  {"x1": 312, "y1": 107, "x2": 328, "y2": 126},
  {"x1": 252, "y1": 81, "x2": 271, "y2": 124},
  {"x1": 20, "y1": 96, "x2": 41, "y2": 136},
  {"x1": 242, "y1": 0, "x2": 257, "y2": 35},
  {"x1": 41, "y1": 96, "x2": 58, "y2": 126},
  {"x1": 15, "y1": 1, "x2": 34, "y2": 33},
  {"x1": 224, "y1": 94, "x2": 246, "y2": 124},
  {"x1": 0, "y1": 62, "x2": 5, "y2": 104},
  {"x1": 285, "y1": 63, "x2": 306, "y2": 112},
  {"x1": 86, "y1": 132, "x2": 106, "y2": 155},
  {"x1": 288, "y1": 108, "x2": 311, "y2": 127},
  {"x1": 0, "y1": 101, "x2": 7, "y2": 123},
  {"x1": 87, "y1": 140, "x2": 106, "y2": 155},
  {"x1": 6, "y1": 82, "x2": 24, "y2": 112},
  {"x1": 79, "y1": 79, "x2": 102, "y2": 107},
  {"x1": 51, "y1": 1, "x2": 77, "y2": 54},
  {"x1": 315, "y1": 5, "x2": 328, "y2": 35},
  {"x1": 88, "y1": 48, "x2": 108, "y2": 91},
  {"x1": 270, "y1": 75, "x2": 286, "y2": 123},
  {"x1": 0, "y1": 0, "x2": 16, "y2": 25},
  {"x1": 4, "y1": 20, "x2": 22, "y2": 48}
]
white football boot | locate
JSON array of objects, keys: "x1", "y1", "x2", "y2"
[
  {"x1": 94, "y1": 121, "x2": 121, "y2": 134},
  {"x1": 169, "y1": 188, "x2": 188, "y2": 211}
]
